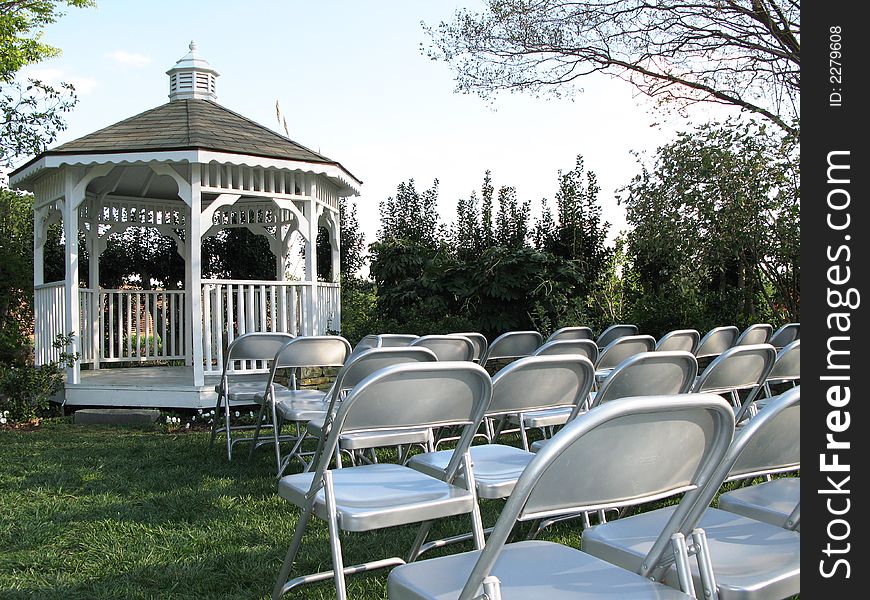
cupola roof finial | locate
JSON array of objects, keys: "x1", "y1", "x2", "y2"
[{"x1": 167, "y1": 41, "x2": 219, "y2": 102}]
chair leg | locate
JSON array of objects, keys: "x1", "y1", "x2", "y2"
[
  {"x1": 208, "y1": 391, "x2": 224, "y2": 449},
  {"x1": 272, "y1": 502, "x2": 316, "y2": 599},
  {"x1": 324, "y1": 471, "x2": 348, "y2": 600},
  {"x1": 270, "y1": 401, "x2": 283, "y2": 476},
  {"x1": 223, "y1": 397, "x2": 234, "y2": 460},
  {"x1": 249, "y1": 401, "x2": 269, "y2": 460}
]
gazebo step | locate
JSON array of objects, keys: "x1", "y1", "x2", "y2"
[{"x1": 73, "y1": 408, "x2": 161, "y2": 426}]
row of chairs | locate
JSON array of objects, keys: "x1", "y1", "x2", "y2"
[
  {"x1": 267, "y1": 352, "x2": 800, "y2": 599},
  {"x1": 209, "y1": 326, "x2": 799, "y2": 474}
]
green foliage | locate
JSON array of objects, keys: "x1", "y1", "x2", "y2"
[
  {"x1": 364, "y1": 161, "x2": 612, "y2": 340},
  {"x1": 0, "y1": 332, "x2": 77, "y2": 423},
  {"x1": 377, "y1": 179, "x2": 444, "y2": 248},
  {"x1": 621, "y1": 119, "x2": 800, "y2": 334},
  {"x1": 0, "y1": 189, "x2": 35, "y2": 362},
  {"x1": 535, "y1": 155, "x2": 611, "y2": 300},
  {"x1": 1, "y1": 0, "x2": 95, "y2": 165},
  {"x1": 339, "y1": 197, "x2": 366, "y2": 276}
]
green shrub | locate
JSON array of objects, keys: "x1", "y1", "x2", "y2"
[{"x1": 0, "y1": 333, "x2": 77, "y2": 424}]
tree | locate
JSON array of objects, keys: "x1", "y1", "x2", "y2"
[
  {"x1": 535, "y1": 155, "x2": 611, "y2": 301},
  {"x1": 1, "y1": 0, "x2": 94, "y2": 166},
  {"x1": 424, "y1": 0, "x2": 799, "y2": 135},
  {"x1": 621, "y1": 119, "x2": 799, "y2": 332},
  {"x1": 0, "y1": 189, "x2": 35, "y2": 361},
  {"x1": 338, "y1": 197, "x2": 366, "y2": 276}
]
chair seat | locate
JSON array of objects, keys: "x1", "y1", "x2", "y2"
[
  {"x1": 278, "y1": 463, "x2": 475, "y2": 532},
  {"x1": 581, "y1": 506, "x2": 800, "y2": 600},
  {"x1": 215, "y1": 376, "x2": 288, "y2": 403},
  {"x1": 508, "y1": 407, "x2": 572, "y2": 429},
  {"x1": 387, "y1": 539, "x2": 692, "y2": 600},
  {"x1": 408, "y1": 444, "x2": 534, "y2": 499},
  {"x1": 717, "y1": 477, "x2": 800, "y2": 530},
  {"x1": 306, "y1": 416, "x2": 432, "y2": 450},
  {"x1": 273, "y1": 395, "x2": 330, "y2": 422}
]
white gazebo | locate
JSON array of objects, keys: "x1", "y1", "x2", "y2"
[{"x1": 9, "y1": 43, "x2": 361, "y2": 407}]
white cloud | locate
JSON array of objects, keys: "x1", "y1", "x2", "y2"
[
  {"x1": 106, "y1": 50, "x2": 152, "y2": 68},
  {"x1": 22, "y1": 68, "x2": 98, "y2": 95}
]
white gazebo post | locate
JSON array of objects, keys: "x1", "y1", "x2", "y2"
[
  {"x1": 33, "y1": 207, "x2": 46, "y2": 288},
  {"x1": 86, "y1": 196, "x2": 101, "y2": 370},
  {"x1": 62, "y1": 170, "x2": 82, "y2": 383},
  {"x1": 189, "y1": 165, "x2": 205, "y2": 385},
  {"x1": 305, "y1": 185, "x2": 319, "y2": 336}
]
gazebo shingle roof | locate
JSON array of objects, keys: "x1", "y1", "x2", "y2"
[{"x1": 45, "y1": 99, "x2": 343, "y2": 168}]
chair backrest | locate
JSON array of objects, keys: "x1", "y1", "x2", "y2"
[
  {"x1": 456, "y1": 393, "x2": 735, "y2": 600},
  {"x1": 727, "y1": 387, "x2": 800, "y2": 481},
  {"x1": 319, "y1": 362, "x2": 492, "y2": 482},
  {"x1": 695, "y1": 325, "x2": 739, "y2": 359},
  {"x1": 693, "y1": 344, "x2": 776, "y2": 416},
  {"x1": 592, "y1": 351, "x2": 698, "y2": 408},
  {"x1": 531, "y1": 338, "x2": 599, "y2": 363},
  {"x1": 411, "y1": 335, "x2": 476, "y2": 361},
  {"x1": 768, "y1": 323, "x2": 800, "y2": 349},
  {"x1": 675, "y1": 386, "x2": 801, "y2": 544},
  {"x1": 595, "y1": 334, "x2": 656, "y2": 371},
  {"x1": 222, "y1": 332, "x2": 295, "y2": 374},
  {"x1": 488, "y1": 355, "x2": 595, "y2": 420},
  {"x1": 734, "y1": 323, "x2": 773, "y2": 346},
  {"x1": 766, "y1": 339, "x2": 800, "y2": 384},
  {"x1": 376, "y1": 334, "x2": 420, "y2": 347},
  {"x1": 450, "y1": 332, "x2": 489, "y2": 363},
  {"x1": 595, "y1": 324, "x2": 639, "y2": 349},
  {"x1": 271, "y1": 336, "x2": 352, "y2": 372},
  {"x1": 655, "y1": 329, "x2": 700, "y2": 354},
  {"x1": 331, "y1": 347, "x2": 439, "y2": 400},
  {"x1": 545, "y1": 326, "x2": 594, "y2": 343},
  {"x1": 482, "y1": 330, "x2": 544, "y2": 365}
]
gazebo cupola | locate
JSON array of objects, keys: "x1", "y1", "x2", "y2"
[
  {"x1": 8, "y1": 43, "x2": 361, "y2": 407},
  {"x1": 167, "y1": 41, "x2": 219, "y2": 102}
]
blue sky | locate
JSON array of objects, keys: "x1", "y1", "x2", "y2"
[{"x1": 23, "y1": 0, "x2": 735, "y2": 247}]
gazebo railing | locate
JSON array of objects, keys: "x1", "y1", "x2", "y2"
[
  {"x1": 34, "y1": 282, "x2": 66, "y2": 366},
  {"x1": 33, "y1": 281, "x2": 339, "y2": 372},
  {"x1": 201, "y1": 280, "x2": 340, "y2": 375},
  {"x1": 98, "y1": 289, "x2": 187, "y2": 363}
]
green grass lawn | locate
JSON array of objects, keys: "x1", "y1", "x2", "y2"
[
  {"x1": 0, "y1": 419, "x2": 796, "y2": 600},
  {"x1": 0, "y1": 421, "x2": 525, "y2": 599}
]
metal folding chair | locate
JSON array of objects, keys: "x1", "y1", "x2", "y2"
[
  {"x1": 761, "y1": 339, "x2": 800, "y2": 399},
  {"x1": 694, "y1": 326, "x2": 739, "y2": 362},
  {"x1": 531, "y1": 338, "x2": 599, "y2": 363},
  {"x1": 545, "y1": 325, "x2": 594, "y2": 343},
  {"x1": 479, "y1": 330, "x2": 543, "y2": 369},
  {"x1": 209, "y1": 332, "x2": 294, "y2": 460},
  {"x1": 303, "y1": 346, "x2": 439, "y2": 469},
  {"x1": 768, "y1": 323, "x2": 799, "y2": 350},
  {"x1": 271, "y1": 361, "x2": 492, "y2": 600},
  {"x1": 655, "y1": 329, "x2": 700, "y2": 353},
  {"x1": 717, "y1": 386, "x2": 800, "y2": 530},
  {"x1": 594, "y1": 323, "x2": 639, "y2": 350},
  {"x1": 388, "y1": 393, "x2": 736, "y2": 600},
  {"x1": 593, "y1": 334, "x2": 656, "y2": 383},
  {"x1": 249, "y1": 335, "x2": 352, "y2": 476},
  {"x1": 582, "y1": 387, "x2": 801, "y2": 600},
  {"x1": 449, "y1": 332, "x2": 489, "y2": 363},
  {"x1": 410, "y1": 334, "x2": 475, "y2": 361},
  {"x1": 691, "y1": 343, "x2": 777, "y2": 423},
  {"x1": 733, "y1": 323, "x2": 772, "y2": 346}
]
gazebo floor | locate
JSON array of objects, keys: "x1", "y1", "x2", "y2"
[{"x1": 63, "y1": 366, "x2": 221, "y2": 409}]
